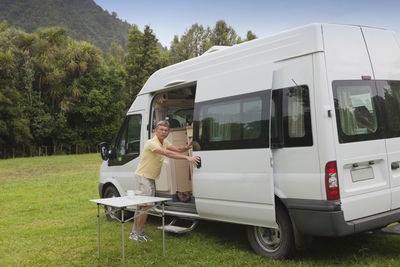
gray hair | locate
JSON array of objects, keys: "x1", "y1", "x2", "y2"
[{"x1": 156, "y1": 120, "x2": 170, "y2": 129}]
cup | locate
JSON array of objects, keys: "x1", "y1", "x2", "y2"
[{"x1": 127, "y1": 190, "x2": 135, "y2": 199}]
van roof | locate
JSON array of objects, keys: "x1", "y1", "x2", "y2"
[{"x1": 138, "y1": 23, "x2": 389, "y2": 96}]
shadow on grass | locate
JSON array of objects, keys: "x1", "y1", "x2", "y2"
[
  {"x1": 297, "y1": 233, "x2": 400, "y2": 262},
  {"x1": 147, "y1": 215, "x2": 400, "y2": 264}
]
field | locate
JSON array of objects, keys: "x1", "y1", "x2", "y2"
[{"x1": 1, "y1": 154, "x2": 400, "y2": 266}]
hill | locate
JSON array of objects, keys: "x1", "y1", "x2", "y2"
[{"x1": 0, "y1": 0, "x2": 131, "y2": 52}]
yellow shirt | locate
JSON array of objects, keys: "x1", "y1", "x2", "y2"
[{"x1": 135, "y1": 136, "x2": 171, "y2": 180}]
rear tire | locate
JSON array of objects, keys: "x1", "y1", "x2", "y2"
[{"x1": 246, "y1": 205, "x2": 295, "y2": 259}]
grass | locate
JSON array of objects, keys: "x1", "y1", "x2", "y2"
[{"x1": 1, "y1": 153, "x2": 400, "y2": 266}]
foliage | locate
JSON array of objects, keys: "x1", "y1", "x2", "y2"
[
  {"x1": 125, "y1": 25, "x2": 165, "y2": 98},
  {"x1": 169, "y1": 20, "x2": 258, "y2": 63},
  {"x1": 0, "y1": 23, "x2": 130, "y2": 158},
  {"x1": 0, "y1": 0, "x2": 131, "y2": 52},
  {"x1": 0, "y1": 14, "x2": 255, "y2": 158}
]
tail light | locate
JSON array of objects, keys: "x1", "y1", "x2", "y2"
[{"x1": 325, "y1": 161, "x2": 340, "y2": 200}]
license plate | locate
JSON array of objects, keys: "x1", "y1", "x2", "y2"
[{"x1": 351, "y1": 167, "x2": 374, "y2": 182}]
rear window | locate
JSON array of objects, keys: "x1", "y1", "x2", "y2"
[
  {"x1": 377, "y1": 80, "x2": 400, "y2": 138},
  {"x1": 333, "y1": 80, "x2": 382, "y2": 143}
]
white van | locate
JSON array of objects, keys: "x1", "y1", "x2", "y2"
[{"x1": 98, "y1": 23, "x2": 400, "y2": 259}]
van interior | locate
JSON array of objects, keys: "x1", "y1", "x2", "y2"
[{"x1": 151, "y1": 85, "x2": 197, "y2": 212}]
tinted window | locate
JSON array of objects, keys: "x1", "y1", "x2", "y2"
[
  {"x1": 109, "y1": 114, "x2": 142, "y2": 166},
  {"x1": 333, "y1": 80, "x2": 382, "y2": 143},
  {"x1": 127, "y1": 115, "x2": 142, "y2": 155},
  {"x1": 377, "y1": 80, "x2": 400, "y2": 138},
  {"x1": 271, "y1": 85, "x2": 313, "y2": 148},
  {"x1": 194, "y1": 91, "x2": 270, "y2": 151}
]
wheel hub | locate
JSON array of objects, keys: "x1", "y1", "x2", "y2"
[{"x1": 254, "y1": 225, "x2": 281, "y2": 252}]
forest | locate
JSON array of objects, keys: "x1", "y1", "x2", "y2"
[
  {"x1": 0, "y1": 18, "x2": 257, "y2": 158},
  {"x1": 0, "y1": 0, "x2": 132, "y2": 52}
]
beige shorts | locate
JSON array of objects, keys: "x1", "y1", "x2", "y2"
[{"x1": 134, "y1": 174, "x2": 155, "y2": 197}]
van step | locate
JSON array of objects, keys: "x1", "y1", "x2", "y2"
[
  {"x1": 158, "y1": 218, "x2": 198, "y2": 234},
  {"x1": 381, "y1": 223, "x2": 400, "y2": 235}
]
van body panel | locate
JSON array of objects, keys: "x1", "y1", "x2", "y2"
[
  {"x1": 311, "y1": 52, "x2": 338, "y2": 200},
  {"x1": 272, "y1": 55, "x2": 322, "y2": 200},
  {"x1": 362, "y1": 27, "x2": 400, "y2": 210},
  {"x1": 387, "y1": 138, "x2": 400, "y2": 209},
  {"x1": 361, "y1": 28, "x2": 400, "y2": 80},
  {"x1": 323, "y1": 24, "x2": 392, "y2": 221},
  {"x1": 193, "y1": 62, "x2": 275, "y2": 227},
  {"x1": 193, "y1": 149, "x2": 275, "y2": 227},
  {"x1": 195, "y1": 61, "x2": 273, "y2": 102},
  {"x1": 322, "y1": 24, "x2": 374, "y2": 80},
  {"x1": 195, "y1": 198, "x2": 275, "y2": 227}
]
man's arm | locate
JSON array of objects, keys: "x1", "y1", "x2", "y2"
[
  {"x1": 153, "y1": 147, "x2": 200, "y2": 165},
  {"x1": 167, "y1": 140, "x2": 193, "y2": 153}
]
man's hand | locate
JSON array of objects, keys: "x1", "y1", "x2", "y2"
[
  {"x1": 185, "y1": 140, "x2": 193, "y2": 151},
  {"x1": 187, "y1": 156, "x2": 200, "y2": 166}
]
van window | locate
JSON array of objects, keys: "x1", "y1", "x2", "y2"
[
  {"x1": 377, "y1": 80, "x2": 400, "y2": 138},
  {"x1": 271, "y1": 85, "x2": 313, "y2": 147},
  {"x1": 126, "y1": 115, "x2": 142, "y2": 155},
  {"x1": 287, "y1": 87, "x2": 307, "y2": 138},
  {"x1": 333, "y1": 80, "x2": 382, "y2": 143},
  {"x1": 109, "y1": 114, "x2": 142, "y2": 166},
  {"x1": 194, "y1": 91, "x2": 270, "y2": 151}
]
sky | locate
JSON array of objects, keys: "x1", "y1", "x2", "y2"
[{"x1": 93, "y1": 0, "x2": 400, "y2": 48}]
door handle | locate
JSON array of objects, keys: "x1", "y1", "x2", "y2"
[
  {"x1": 391, "y1": 162, "x2": 400, "y2": 170},
  {"x1": 196, "y1": 157, "x2": 202, "y2": 169}
]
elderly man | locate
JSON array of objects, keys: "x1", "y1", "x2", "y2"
[{"x1": 129, "y1": 120, "x2": 200, "y2": 241}]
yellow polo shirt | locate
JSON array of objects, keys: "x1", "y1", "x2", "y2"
[{"x1": 135, "y1": 136, "x2": 171, "y2": 180}]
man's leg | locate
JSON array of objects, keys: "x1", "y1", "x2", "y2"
[
  {"x1": 130, "y1": 175, "x2": 155, "y2": 241},
  {"x1": 131, "y1": 206, "x2": 149, "y2": 232}
]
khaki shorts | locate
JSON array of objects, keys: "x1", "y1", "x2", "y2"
[{"x1": 134, "y1": 174, "x2": 155, "y2": 197}]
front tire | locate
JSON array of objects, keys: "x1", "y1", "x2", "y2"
[
  {"x1": 246, "y1": 205, "x2": 295, "y2": 259},
  {"x1": 103, "y1": 186, "x2": 121, "y2": 221}
]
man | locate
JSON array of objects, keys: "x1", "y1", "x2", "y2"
[{"x1": 129, "y1": 120, "x2": 200, "y2": 241}]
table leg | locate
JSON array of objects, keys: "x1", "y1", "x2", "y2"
[
  {"x1": 162, "y1": 202, "x2": 165, "y2": 257},
  {"x1": 122, "y1": 208, "x2": 125, "y2": 267},
  {"x1": 136, "y1": 209, "x2": 139, "y2": 248},
  {"x1": 97, "y1": 204, "x2": 100, "y2": 259}
]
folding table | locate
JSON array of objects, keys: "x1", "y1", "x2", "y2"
[{"x1": 90, "y1": 196, "x2": 171, "y2": 266}]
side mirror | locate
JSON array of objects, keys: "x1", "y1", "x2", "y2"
[{"x1": 99, "y1": 142, "x2": 110, "y2": 161}]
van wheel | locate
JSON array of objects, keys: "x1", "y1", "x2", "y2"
[
  {"x1": 246, "y1": 206, "x2": 295, "y2": 259},
  {"x1": 103, "y1": 186, "x2": 121, "y2": 221}
]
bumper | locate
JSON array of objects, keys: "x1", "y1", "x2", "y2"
[{"x1": 282, "y1": 198, "x2": 400, "y2": 237}]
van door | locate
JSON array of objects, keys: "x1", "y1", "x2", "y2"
[
  {"x1": 270, "y1": 55, "x2": 320, "y2": 202},
  {"x1": 107, "y1": 112, "x2": 144, "y2": 191},
  {"x1": 192, "y1": 66, "x2": 275, "y2": 227},
  {"x1": 361, "y1": 27, "x2": 400, "y2": 210},
  {"x1": 377, "y1": 81, "x2": 400, "y2": 209},
  {"x1": 323, "y1": 24, "x2": 392, "y2": 221},
  {"x1": 332, "y1": 80, "x2": 391, "y2": 220}
]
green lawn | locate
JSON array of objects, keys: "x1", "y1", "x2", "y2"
[{"x1": 1, "y1": 154, "x2": 400, "y2": 266}]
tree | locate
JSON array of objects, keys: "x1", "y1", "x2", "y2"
[
  {"x1": 125, "y1": 24, "x2": 163, "y2": 99},
  {"x1": 209, "y1": 20, "x2": 239, "y2": 46},
  {"x1": 246, "y1": 30, "x2": 257, "y2": 41},
  {"x1": 169, "y1": 24, "x2": 212, "y2": 64},
  {"x1": 168, "y1": 20, "x2": 255, "y2": 65},
  {"x1": 107, "y1": 41, "x2": 125, "y2": 65},
  {"x1": 0, "y1": 20, "x2": 7, "y2": 32},
  {"x1": 0, "y1": 30, "x2": 32, "y2": 157}
]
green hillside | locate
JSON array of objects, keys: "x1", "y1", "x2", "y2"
[{"x1": 0, "y1": 0, "x2": 131, "y2": 52}]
